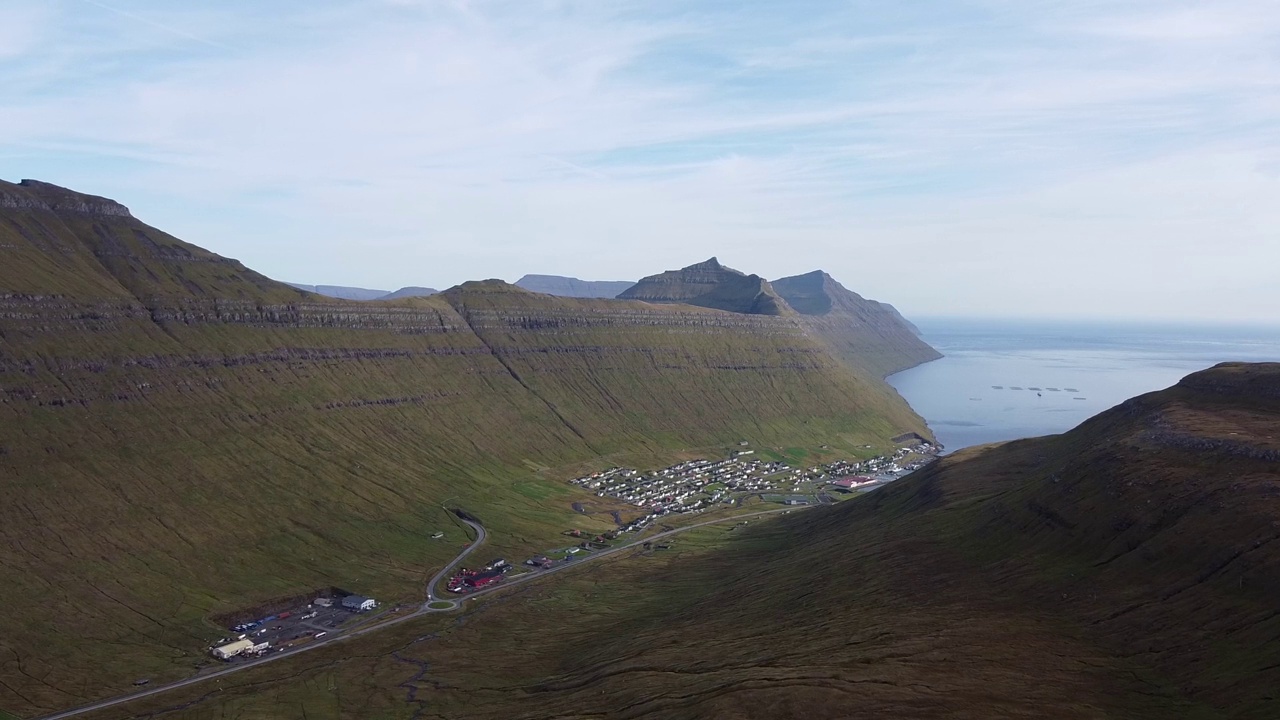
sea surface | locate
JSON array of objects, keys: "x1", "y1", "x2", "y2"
[{"x1": 888, "y1": 318, "x2": 1280, "y2": 452}]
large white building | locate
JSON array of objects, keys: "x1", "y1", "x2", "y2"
[{"x1": 211, "y1": 639, "x2": 254, "y2": 660}]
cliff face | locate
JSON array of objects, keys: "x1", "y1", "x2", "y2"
[
  {"x1": 772, "y1": 270, "x2": 942, "y2": 377},
  {"x1": 0, "y1": 180, "x2": 930, "y2": 715},
  {"x1": 514, "y1": 274, "x2": 635, "y2": 299},
  {"x1": 617, "y1": 257, "x2": 791, "y2": 316},
  {"x1": 615, "y1": 261, "x2": 939, "y2": 376}
]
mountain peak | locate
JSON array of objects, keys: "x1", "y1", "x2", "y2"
[
  {"x1": 682, "y1": 256, "x2": 731, "y2": 273},
  {"x1": 618, "y1": 259, "x2": 786, "y2": 315}
]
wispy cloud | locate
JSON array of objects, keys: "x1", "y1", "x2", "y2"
[
  {"x1": 76, "y1": 0, "x2": 237, "y2": 51},
  {"x1": 1, "y1": 0, "x2": 1277, "y2": 320}
]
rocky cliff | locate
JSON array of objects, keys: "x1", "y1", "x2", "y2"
[
  {"x1": 772, "y1": 270, "x2": 942, "y2": 377},
  {"x1": 618, "y1": 257, "x2": 792, "y2": 316}
]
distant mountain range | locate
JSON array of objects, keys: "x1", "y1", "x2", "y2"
[
  {"x1": 285, "y1": 283, "x2": 438, "y2": 300},
  {"x1": 514, "y1": 274, "x2": 635, "y2": 298}
]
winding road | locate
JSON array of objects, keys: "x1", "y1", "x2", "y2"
[{"x1": 36, "y1": 505, "x2": 808, "y2": 720}]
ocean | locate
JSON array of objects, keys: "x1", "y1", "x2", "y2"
[{"x1": 887, "y1": 318, "x2": 1280, "y2": 452}]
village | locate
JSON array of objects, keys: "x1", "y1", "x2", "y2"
[
  {"x1": 569, "y1": 442, "x2": 938, "y2": 520},
  {"x1": 213, "y1": 444, "x2": 939, "y2": 661}
]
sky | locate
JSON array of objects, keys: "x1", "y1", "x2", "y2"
[{"x1": 2, "y1": 0, "x2": 1278, "y2": 322}]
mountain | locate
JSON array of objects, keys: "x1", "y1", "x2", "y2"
[
  {"x1": 616, "y1": 260, "x2": 939, "y2": 376},
  {"x1": 0, "y1": 179, "x2": 931, "y2": 716},
  {"x1": 514, "y1": 274, "x2": 635, "y2": 299},
  {"x1": 286, "y1": 284, "x2": 439, "y2": 300},
  {"x1": 618, "y1": 257, "x2": 792, "y2": 316},
  {"x1": 158, "y1": 363, "x2": 1280, "y2": 719},
  {"x1": 772, "y1": 270, "x2": 941, "y2": 376},
  {"x1": 380, "y1": 285, "x2": 439, "y2": 299},
  {"x1": 285, "y1": 282, "x2": 391, "y2": 300}
]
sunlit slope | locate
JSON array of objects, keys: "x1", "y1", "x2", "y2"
[
  {"x1": 445, "y1": 280, "x2": 924, "y2": 454},
  {"x1": 0, "y1": 180, "x2": 930, "y2": 716},
  {"x1": 148, "y1": 363, "x2": 1280, "y2": 719}
]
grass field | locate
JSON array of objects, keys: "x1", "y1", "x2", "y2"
[{"x1": 70, "y1": 363, "x2": 1280, "y2": 720}]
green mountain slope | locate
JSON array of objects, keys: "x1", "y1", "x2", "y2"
[
  {"x1": 131, "y1": 363, "x2": 1280, "y2": 720},
  {"x1": 0, "y1": 180, "x2": 932, "y2": 716}
]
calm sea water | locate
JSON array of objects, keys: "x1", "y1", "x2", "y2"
[{"x1": 888, "y1": 318, "x2": 1280, "y2": 452}]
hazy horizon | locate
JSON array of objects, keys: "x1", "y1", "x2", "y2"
[{"x1": 4, "y1": 1, "x2": 1278, "y2": 322}]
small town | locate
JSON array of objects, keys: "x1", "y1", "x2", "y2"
[
  {"x1": 436, "y1": 444, "x2": 941, "y2": 596},
  {"x1": 570, "y1": 443, "x2": 937, "y2": 521}
]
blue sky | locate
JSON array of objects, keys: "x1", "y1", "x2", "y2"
[{"x1": 2, "y1": 0, "x2": 1278, "y2": 321}]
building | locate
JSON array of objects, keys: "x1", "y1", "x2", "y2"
[
  {"x1": 211, "y1": 639, "x2": 255, "y2": 660},
  {"x1": 465, "y1": 570, "x2": 504, "y2": 589},
  {"x1": 784, "y1": 496, "x2": 810, "y2": 506},
  {"x1": 342, "y1": 595, "x2": 377, "y2": 612}
]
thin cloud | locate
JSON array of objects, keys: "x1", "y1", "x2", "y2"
[
  {"x1": 77, "y1": 0, "x2": 236, "y2": 52},
  {"x1": 2, "y1": 1, "x2": 1277, "y2": 321}
]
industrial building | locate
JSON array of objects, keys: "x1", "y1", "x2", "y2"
[
  {"x1": 342, "y1": 595, "x2": 377, "y2": 612},
  {"x1": 211, "y1": 639, "x2": 254, "y2": 660}
]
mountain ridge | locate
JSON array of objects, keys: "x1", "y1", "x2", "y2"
[
  {"x1": 617, "y1": 256, "x2": 792, "y2": 316},
  {"x1": 514, "y1": 274, "x2": 635, "y2": 299}
]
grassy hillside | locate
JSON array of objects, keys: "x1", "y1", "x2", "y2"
[
  {"x1": 100, "y1": 362, "x2": 1280, "y2": 719},
  {"x1": 0, "y1": 180, "x2": 931, "y2": 717}
]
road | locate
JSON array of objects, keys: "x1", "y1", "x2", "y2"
[
  {"x1": 423, "y1": 512, "x2": 485, "y2": 606},
  {"x1": 36, "y1": 505, "x2": 808, "y2": 720}
]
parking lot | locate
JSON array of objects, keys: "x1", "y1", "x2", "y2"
[{"x1": 210, "y1": 599, "x2": 365, "y2": 661}]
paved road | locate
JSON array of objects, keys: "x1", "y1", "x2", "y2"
[
  {"x1": 36, "y1": 506, "x2": 807, "y2": 720},
  {"x1": 423, "y1": 512, "x2": 485, "y2": 606}
]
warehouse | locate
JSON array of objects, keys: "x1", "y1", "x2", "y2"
[
  {"x1": 342, "y1": 595, "x2": 377, "y2": 612},
  {"x1": 211, "y1": 639, "x2": 254, "y2": 661}
]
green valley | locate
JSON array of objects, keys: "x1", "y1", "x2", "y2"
[
  {"x1": 0, "y1": 179, "x2": 934, "y2": 716},
  {"x1": 72, "y1": 362, "x2": 1280, "y2": 720}
]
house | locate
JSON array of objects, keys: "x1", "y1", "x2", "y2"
[
  {"x1": 342, "y1": 595, "x2": 377, "y2": 612},
  {"x1": 211, "y1": 639, "x2": 254, "y2": 660}
]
